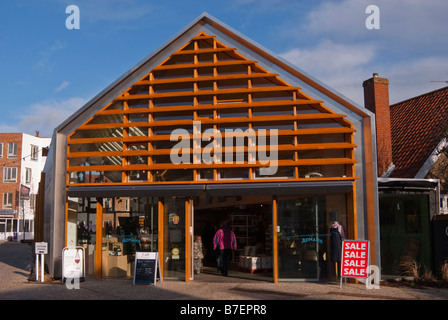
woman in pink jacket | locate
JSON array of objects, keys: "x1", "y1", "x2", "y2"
[{"x1": 213, "y1": 222, "x2": 237, "y2": 276}]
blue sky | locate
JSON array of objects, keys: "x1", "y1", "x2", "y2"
[{"x1": 0, "y1": 0, "x2": 447, "y2": 137}]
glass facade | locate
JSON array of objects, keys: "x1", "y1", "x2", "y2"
[
  {"x1": 163, "y1": 197, "x2": 186, "y2": 280},
  {"x1": 379, "y1": 192, "x2": 432, "y2": 276},
  {"x1": 65, "y1": 192, "x2": 350, "y2": 282},
  {"x1": 277, "y1": 194, "x2": 347, "y2": 280},
  {"x1": 65, "y1": 197, "x2": 97, "y2": 276},
  {"x1": 195, "y1": 195, "x2": 273, "y2": 281},
  {"x1": 67, "y1": 197, "x2": 158, "y2": 278}
]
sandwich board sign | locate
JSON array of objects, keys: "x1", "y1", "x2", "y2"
[
  {"x1": 133, "y1": 252, "x2": 161, "y2": 286},
  {"x1": 341, "y1": 240, "x2": 370, "y2": 279},
  {"x1": 340, "y1": 240, "x2": 369, "y2": 289},
  {"x1": 62, "y1": 246, "x2": 85, "y2": 282},
  {"x1": 340, "y1": 239, "x2": 380, "y2": 289}
]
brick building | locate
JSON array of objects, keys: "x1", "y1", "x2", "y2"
[
  {"x1": 364, "y1": 73, "x2": 448, "y2": 276},
  {"x1": 0, "y1": 132, "x2": 51, "y2": 241}
]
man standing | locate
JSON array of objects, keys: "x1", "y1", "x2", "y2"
[{"x1": 213, "y1": 220, "x2": 237, "y2": 276}]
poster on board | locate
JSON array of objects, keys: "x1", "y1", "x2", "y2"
[
  {"x1": 341, "y1": 240, "x2": 369, "y2": 278},
  {"x1": 62, "y1": 246, "x2": 85, "y2": 282}
]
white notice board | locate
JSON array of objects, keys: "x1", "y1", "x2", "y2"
[
  {"x1": 35, "y1": 242, "x2": 48, "y2": 255},
  {"x1": 62, "y1": 247, "x2": 85, "y2": 280}
]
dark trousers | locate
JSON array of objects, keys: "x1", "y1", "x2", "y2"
[{"x1": 216, "y1": 249, "x2": 232, "y2": 276}]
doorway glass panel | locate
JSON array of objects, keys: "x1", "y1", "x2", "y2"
[
  {"x1": 163, "y1": 196, "x2": 186, "y2": 280},
  {"x1": 67, "y1": 197, "x2": 159, "y2": 278},
  {"x1": 73, "y1": 198, "x2": 97, "y2": 277},
  {"x1": 277, "y1": 194, "x2": 348, "y2": 281},
  {"x1": 277, "y1": 196, "x2": 325, "y2": 280},
  {"x1": 194, "y1": 195, "x2": 273, "y2": 281},
  {"x1": 101, "y1": 197, "x2": 159, "y2": 278}
]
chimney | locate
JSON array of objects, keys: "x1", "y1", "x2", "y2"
[{"x1": 363, "y1": 73, "x2": 394, "y2": 176}]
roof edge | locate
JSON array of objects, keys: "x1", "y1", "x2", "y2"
[
  {"x1": 55, "y1": 12, "x2": 372, "y2": 135},
  {"x1": 391, "y1": 85, "x2": 448, "y2": 108},
  {"x1": 414, "y1": 137, "x2": 448, "y2": 179}
]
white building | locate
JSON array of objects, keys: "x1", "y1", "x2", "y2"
[{"x1": 0, "y1": 132, "x2": 51, "y2": 241}]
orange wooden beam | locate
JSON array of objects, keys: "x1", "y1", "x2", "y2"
[
  {"x1": 153, "y1": 59, "x2": 257, "y2": 71},
  {"x1": 135, "y1": 72, "x2": 279, "y2": 86},
  {"x1": 158, "y1": 199, "x2": 164, "y2": 281},
  {"x1": 98, "y1": 99, "x2": 323, "y2": 115},
  {"x1": 67, "y1": 157, "x2": 357, "y2": 173},
  {"x1": 95, "y1": 198, "x2": 103, "y2": 279},
  {"x1": 172, "y1": 47, "x2": 237, "y2": 55},
  {"x1": 67, "y1": 142, "x2": 357, "y2": 159},
  {"x1": 272, "y1": 197, "x2": 278, "y2": 283},
  {"x1": 114, "y1": 85, "x2": 301, "y2": 101},
  {"x1": 68, "y1": 127, "x2": 356, "y2": 147},
  {"x1": 77, "y1": 113, "x2": 348, "y2": 131},
  {"x1": 67, "y1": 176, "x2": 358, "y2": 188}
]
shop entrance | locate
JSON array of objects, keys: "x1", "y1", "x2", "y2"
[
  {"x1": 276, "y1": 194, "x2": 347, "y2": 281},
  {"x1": 194, "y1": 195, "x2": 273, "y2": 281},
  {"x1": 277, "y1": 196, "x2": 325, "y2": 280}
]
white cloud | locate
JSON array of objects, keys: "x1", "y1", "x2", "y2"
[
  {"x1": 54, "y1": 81, "x2": 70, "y2": 93},
  {"x1": 303, "y1": 0, "x2": 367, "y2": 39},
  {"x1": 1, "y1": 97, "x2": 88, "y2": 137},
  {"x1": 34, "y1": 41, "x2": 67, "y2": 71},
  {"x1": 386, "y1": 57, "x2": 448, "y2": 104},
  {"x1": 281, "y1": 40, "x2": 375, "y2": 74},
  {"x1": 280, "y1": 40, "x2": 376, "y2": 104},
  {"x1": 0, "y1": 123, "x2": 21, "y2": 134},
  {"x1": 281, "y1": 40, "x2": 448, "y2": 105},
  {"x1": 278, "y1": 0, "x2": 448, "y2": 106},
  {"x1": 303, "y1": 0, "x2": 448, "y2": 47}
]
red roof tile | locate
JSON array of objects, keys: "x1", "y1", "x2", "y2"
[{"x1": 390, "y1": 86, "x2": 448, "y2": 178}]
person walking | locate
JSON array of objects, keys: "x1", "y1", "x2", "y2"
[
  {"x1": 193, "y1": 235, "x2": 204, "y2": 274},
  {"x1": 213, "y1": 221, "x2": 237, "y2": 276}
]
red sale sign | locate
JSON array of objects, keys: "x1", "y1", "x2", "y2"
[{"x1": 341, "y1": 240, "x2": 369, "y2": 278}]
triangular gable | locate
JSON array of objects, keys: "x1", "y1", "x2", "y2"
[{"x1": 65, "y1": 30, "x2": 358, "y2": 185}]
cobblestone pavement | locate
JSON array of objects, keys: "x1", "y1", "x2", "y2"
[{"x1": 1, "y1": 241, "x2": 448, "y2": 302}]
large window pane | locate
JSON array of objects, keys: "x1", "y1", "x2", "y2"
[
  {"x1": 163, "y1": 197, "x2": 186, "y2": 280},
  {"x1": 277, "y1": 194, "x2": 347, "y2": 281}
]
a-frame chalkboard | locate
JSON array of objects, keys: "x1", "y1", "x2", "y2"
[{"x1": 133, "y1": 252, "x2": 161, "y2": 285}]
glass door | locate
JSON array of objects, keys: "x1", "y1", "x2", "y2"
[
  {"x1": 75, "y1": 198, "x2": 97, "y2": 277},
  {"x1": 101, "y1": 197, "x2": 159, "y2": 278},
  {"x1": 163, "y1": 196, "x2": 186, "y2": 280},
  {"x1": 277, "y1": 196, "x2": 324, "y2": 280}
]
